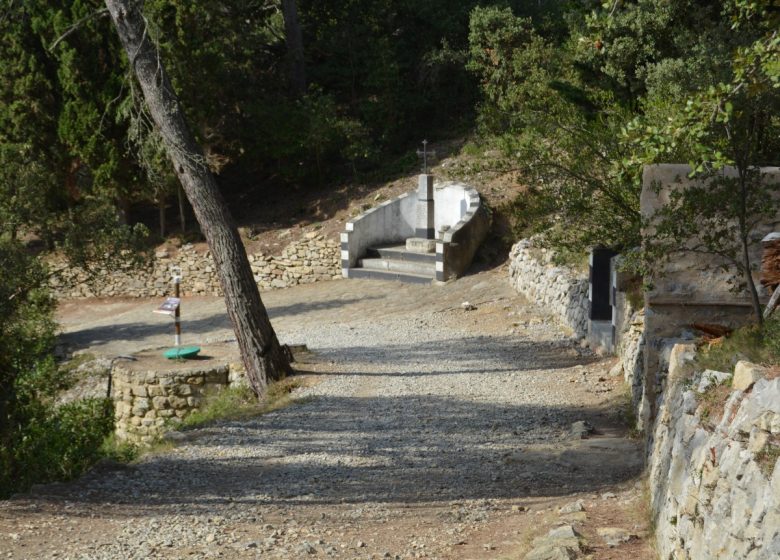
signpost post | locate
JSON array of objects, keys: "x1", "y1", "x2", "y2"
[
  {"x1": 153, "y1": 266, "x2": 201, "y2": 359},
  {"x1": 172, "y1": 266, "x2": 182, "y2": 346}
]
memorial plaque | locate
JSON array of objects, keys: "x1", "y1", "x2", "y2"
[{"x1": 154, "y1": 297, "x2": 181, "y2": 315}]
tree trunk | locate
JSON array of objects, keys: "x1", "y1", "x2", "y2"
[
  {"x1": 158, "y1": 196, "x2": 166, "y2": 238},
  {"x1": 281, "y1": 0, "x2": 306, "y2": 97},
  {"x1": 738, "y1": 168, "x2": 764, "y2": 325},
  {"x1": 104, "y1": 0, "x2": 291, "y2": 394},
  {"x1": 177, "y1": 184, "x2": 186, "y2": 233}
]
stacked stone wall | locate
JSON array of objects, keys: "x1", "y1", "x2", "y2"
[
  {"x1": 648, "y1": 343, "x2": 780, "y2": 558},
  {"x1": 112, "y1": 361, "x2": 246, "y2": 444},
  {"x1": 49, "y1": 234, "x2": 341, "y2": 299},
  {"x1": 508, "y1": 238, "x2": 589, "y2": 338}
]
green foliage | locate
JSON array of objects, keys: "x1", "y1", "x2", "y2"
[
  {"x1": 466, "y1": 0, "x2": 779, "y2": 290},
  {"x1": 100, "y1": 433, "x2": 139, "y2": 463},
  {"x1": 179, "y1": 378, "x2": 303, "y2": 430},
  {"x1": 696, "y1": 318, "x2": 780, "y2": 372},
  {"x1": 467, "y1": 5, "x2": 643, "y2": 256},
  {"x1": 4, "y1": 399, "x2": 114, "y2": 497},
  {"x1": 0, "y1": 240, "x2": 119, "y2": 498},
  {"x1": 763, "y1": 316, "x2": 780, "y2": 361}
]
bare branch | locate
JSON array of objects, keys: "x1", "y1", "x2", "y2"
[{"x1": 48, "y1": 8, "x2": 109, "y2": 52}]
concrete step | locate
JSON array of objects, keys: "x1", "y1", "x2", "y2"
[
  {"x1": 347, "y1": 267, "x2": 433, "y2": 284},
  {"x1": 366, "y1": 244, "x2": 437, "y2": 264},
  {"x1": 358, "y1": 257, "x2": 435, "y2": 276}
]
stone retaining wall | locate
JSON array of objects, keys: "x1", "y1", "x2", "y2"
[
  {"x1": 49, "y1": 234, "x2": 341, "y2": 299},
  {"x1": 648, "y1": 343, "x2": 780, "y2": 559},
  {"x1": 508, "y1": 238, "x2": 589, "y2": 338},
  {"x1": 112, "y1": 359, "x2": 246, "y2": 444}
]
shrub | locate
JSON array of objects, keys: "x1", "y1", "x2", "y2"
[{"x1": 1, "y1": 399, "x2": 114, "y2": 498}]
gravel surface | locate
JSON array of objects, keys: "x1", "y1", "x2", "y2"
[{"x1": 1, "y1": 269, "x2": 650, "y2": 559}]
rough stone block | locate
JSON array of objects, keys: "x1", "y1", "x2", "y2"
[
  {"x1": 406, "y1": 237, "x2": 436, "y2": 253},
  {"x1": 147, "y1": 385, "x2": 165, "y2": 397},
  {"x1": 176, "y1": 384, "x2": 193, "y2": 396},
  {"x1": 168, "y1": 396, "x2": 188, "y2": 409},
  {"x1": 131, "y1": 385, "x2": 148, "y2": 397},
  {"x1": 733, "y1": 361, "x2": 766, "y2": 391},
  {"x1": 152, "y1": 396, "x2": 168, "y2": 409}
]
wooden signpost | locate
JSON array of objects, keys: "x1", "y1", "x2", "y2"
[{"x1": 153, "y1": 266, "x2": 199, "y2": 358}]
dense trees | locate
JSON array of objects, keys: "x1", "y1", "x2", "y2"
[{"x1": 467, "y1": 1, "x2": 779, "y2": 315}]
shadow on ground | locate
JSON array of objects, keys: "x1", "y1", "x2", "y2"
[
  {"x1": 59, "y1": 296, "x2": 379, "y2": 353},
  {"x1": 23, "y1": 394, "x2": 642, "y2": 517}
]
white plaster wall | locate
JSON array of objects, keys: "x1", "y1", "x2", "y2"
[
  {"x1": 344, "y1": 193, "x2": 416, "y2": 267},
  {"x1": 434, "y1": 182, "x2": 470, "y2": 235}
]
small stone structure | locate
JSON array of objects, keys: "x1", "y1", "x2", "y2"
[
  {"x1": 648, "y1": 343, "x2": 780, "y2": 559},
  {"x1": 111, "y1": 345, "x2": 245, "y2": 444},
  {"x1": 341, "y1": 177, "x2": 489, "y2": 282},
  {"x1": 48, "y1": 235, "x2": 341, "y2": 299}
]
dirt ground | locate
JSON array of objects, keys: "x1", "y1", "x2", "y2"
[{"x1": 1, "y1": 267, "x2": 655, "y2": 560}]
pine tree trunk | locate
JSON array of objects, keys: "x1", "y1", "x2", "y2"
[
  {"x1": 281, "y1": 0, "x2": 306, "y2": 97},
  {"x1": 104, "y1": 0, "x2": 291, "y2": 394},
  {"x1": 158, "y1": 196, "x2": 166, "y2": 238},
  {"x1": 177, "y1": 185, "x2": 187, "y2": 233}
]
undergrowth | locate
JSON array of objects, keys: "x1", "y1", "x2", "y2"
[
  {"x1": 696, "y1": 316, "x2": 780, "y2": 372},
  {"x1": 755, "y1": 439, "x2": 780, "y2": 478},
  {"x1": 698, "y1": 379, "x2": 733, "y2": 427},
  {"x1": 179, "y1": 377, "x2": 304, "y2": 430}
]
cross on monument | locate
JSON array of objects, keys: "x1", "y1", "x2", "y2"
[{"x1": 416, "y1": 140, "x2": 436, "y2": 174}]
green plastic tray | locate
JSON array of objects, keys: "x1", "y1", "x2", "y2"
[{"x1": 163, "y1": 346, "x2": 201, "y2": 360}]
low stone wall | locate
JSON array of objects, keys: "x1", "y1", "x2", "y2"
[
  {"x1": 111, "y1": 346, "x2": 246, "y2": 444},
  {"x1": 648, "y1": 343, "x2": 780, "y2": 559},
  {"x1": 49, "y1": 234, "x2": 341, "y2": 299},
  {"x1": 508, "y1": 238, "x2": 589, "y2": 338}
]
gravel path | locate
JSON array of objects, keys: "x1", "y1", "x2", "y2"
[{"x1": 1, "y1": 269, "x2": 651, "y2": 559}]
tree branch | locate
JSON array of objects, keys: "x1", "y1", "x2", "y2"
[{"x1": 48, "y1": 8, "x2": 109, "y2": 51}]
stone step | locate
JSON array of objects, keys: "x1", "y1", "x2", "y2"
[
  {"x1": 358, "y1": 257, "x2": 435, "y2": 276},
  {"x1": 346, "y1": 267, "x2": 433, "y2": 285},
  {"x1": 366, "y1": 244, "x2": 437, "y2": 264}
]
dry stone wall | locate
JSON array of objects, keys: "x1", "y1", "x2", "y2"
[
  {"x1": 112, "y1": 360, "x2": 247, "y2": 445},
  {"x1": 508, "y1": 238, "x2": 589, "y2": 338},
  {"x1": 649, "y1": 343, "x2": 780, "y2": 559},
  {"x1": 49, "y1": 234, "x2": 341, "y2": 299}
]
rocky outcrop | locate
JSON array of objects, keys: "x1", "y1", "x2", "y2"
[
  {"x1": 648, "y1": 345, "x2": 780, "y2": 559},
  {"x1": 508, "y1": 239, "x2": 589, "y2": 338},
  {"x1": 48, "y1": 234, "x2": 341, "y2": 299}
]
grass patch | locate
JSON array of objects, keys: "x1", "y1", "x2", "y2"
[
  {"x1": 100, "y1": 433, "x2": 140, "y2": 463},
  {"x1": 696, "y1": 318, "x2": 780, "y2": 372},
  {"x1": 179, "y1": 377, "x2": 304, "y2": 430},
  {"x1": 755, "y1": 439, "x2": 780, "y2": 478},
  {"x1": 619, "y1": 384, "x2": 641, "y2": 439},
  {"x1": 698, "y1": 379, "x2": 733, "y2": 427}
]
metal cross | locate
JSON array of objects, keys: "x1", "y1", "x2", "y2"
[{"x1": 416, "y1": 140, "x2": 436, "y2": 174}]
